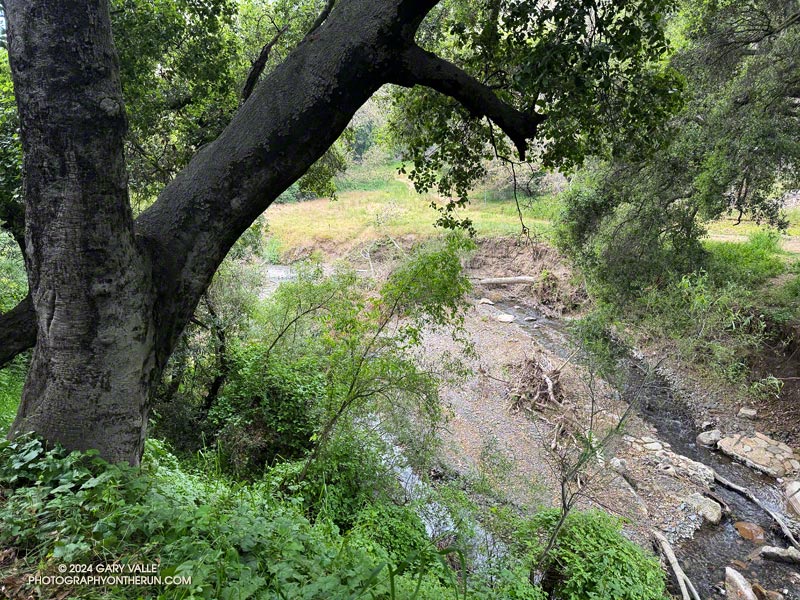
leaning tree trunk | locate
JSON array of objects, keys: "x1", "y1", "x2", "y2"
[{"x1": 5, "y1": 0, "x2": 158, "y2": 464}]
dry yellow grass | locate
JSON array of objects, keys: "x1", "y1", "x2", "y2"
[
  {"x1": 264, "y1": 163, "x2": 800, "y2": 258},
  {"x1": 265, "y1": 178, "x2": 554, "y2": 256}
]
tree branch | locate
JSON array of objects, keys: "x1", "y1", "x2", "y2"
[
  {"x1": 307, "y1": 0, "x2": 336, "y2": 37},
  {"x1": 392, "y1": 44, "x2": 545, "y2": 159},
  {"x1": 0, "y1": 294, "x2": 35, "y2": 368},
  {"x1": 240, "y1": 24, "x2": 289, "y2": 104}
]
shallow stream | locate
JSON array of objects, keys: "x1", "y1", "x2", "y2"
[{"x1": 494, "y1": 301, "x2": 800, "y2": 598}]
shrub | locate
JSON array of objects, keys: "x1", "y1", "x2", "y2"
[
  {"x1": 525, "y1": 510, "x2": 669, "y2": 600},
  {"x1": 213, "y1": 357, "x2": 324, "y2": 477},
  {"x1": 0, "y1": 436, "x2": 455, "y2": 600}
]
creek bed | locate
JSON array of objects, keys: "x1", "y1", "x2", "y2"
[{"x1": 494, "y1": 301, "x2": 800, "y2": 598}]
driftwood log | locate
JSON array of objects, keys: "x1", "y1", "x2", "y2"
[
  {"x1": 651, "y1": 529, "x2": 701, "y2": 600},
  {"x1": 714, "y1": 473, "x2": 800, "y2": 550},
  {"x1": 478, "y1": 276, "x2": 538, "y2": 285}
]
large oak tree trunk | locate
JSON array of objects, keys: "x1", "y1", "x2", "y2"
[{"x1": 6, "y1": 0, "x2": 157, "y2": 464}]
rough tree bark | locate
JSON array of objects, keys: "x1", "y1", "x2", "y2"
[{"x1": 0, "y1": 0, "x2": 543, "y2": 464}]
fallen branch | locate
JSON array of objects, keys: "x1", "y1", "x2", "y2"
[
  {"x1": 479, "y1": 276, "x2": 538, "y2": 285},
  {"x1": 651, "y1": 529, "x2": 701, "y2": 600},
  {"x1": 714, "y1": 472, "x2": 800, "y2": 550}
]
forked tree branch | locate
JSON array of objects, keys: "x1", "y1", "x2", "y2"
[
  {"x1": 241, "y1": 24, "x2": 289, "y2": 103},
  {"x1": 392, "y1": 44, "x2": 545, "y2": 159},
  {"x1": 307, "y1": 0, "x2": 336, "y2": 36}
]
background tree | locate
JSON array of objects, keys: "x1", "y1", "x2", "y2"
[
  {"x1": 558, "y1": 0, "x2": 800, "y2": 298},
  {"x1": 0, "y1": 0, "x2": 677, "y2": 464}
]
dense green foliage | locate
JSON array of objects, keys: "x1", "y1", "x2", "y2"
[
  {"x1": 0, "y1": 432, "x2": 668, "y2": 599},
  {"x1": 574, "y1": 231, "x2": 797, "y2": 396},
  {"x1": 388, "y1": 0, "x2": 680, "y2": 230},
  {"x1": 558, "y1": 0, "x2": 800, "y2": 297},
  {"x1": 522, "y1": 510, "x2": 669, "y2": 600},
  {"x1": 153, "y1": 235, "x2": 474, "y2": 481}
]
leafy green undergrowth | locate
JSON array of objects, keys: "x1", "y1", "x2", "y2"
[
  {"x1": 516, "y1": 510, "x2": 668, "y2": 600},
  {"x1": 0, "y1": 436, "x2": 458, "y2": 600},
  {"x1": 577, "y1": 231, "x2": 800, "y2": 393},
  {"x1": 0, "y1": 435, "x2": 668, "y2": 600}
]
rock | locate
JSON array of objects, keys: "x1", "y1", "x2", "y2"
[
  {"x1": 734, "y1": 521, "x2": 766, "y2": 542},
  {"x1": 609, "y1": 457, "x2": 627, "y2": 473},
  {"x1": 739, "y1": 407, "x2": 758, "y2": 419},
  {"x1": 786, "y1": 481, "x2": 800, "y2": 518},
  {"x1": 753, "y1": 583, "x2": 785, "y2": 600},
  {"x1": 643, "y1": 442, "x2": 663, "y2": 451},
  {"x1": 495, "y1": 313, "x2": 515, "y2": 323},
  {"x1": 654, "y1": 448, "x2": 715, "y2": 486},
  {"x1": 760, "y1": 545, "x2": 800, "y2": 564},
  {"x1": 684, "y1": 492, "x2": 723, "y2": 524},
  {"x1": 641, "y1": 436, "x2": 659, "y2": 444},
  {"x1": 478, "y1": 297, "x2": 494, "y2": 305},
  {"x1": 726, "y1": 567, "x2": 759, "y2": 600},
  {"x1": 718, "y1": 433, "x2": 797, "y2": 478},
  {"x1": 697, "y1": 429, "x2": 722, "y2": 447}
]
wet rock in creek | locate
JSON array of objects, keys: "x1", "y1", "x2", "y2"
[
  {"x1": 717, "y1": 433, "x2": 799, "y2": 478},
  {"x1": 725, "y1": 567, "x2": 759, "y2": 600},
  {"x1": 752, "y1": 583, "x2": 785, "y2": 600},
  {"x1": 734, "y1": 521, "x2": 766, "y2": 543},
  {"x1": 759, "y1": 545, "x2": 800, "y2": 564},
  {"x1": 786, "y1": 480, "x2": 800, "y2": 518},
  {"x1": 684, "y1": 492, "x2": 723, "y2": 525},
  {"x1": 697, "y1": 429, "x2": 722, "y2": 447}
]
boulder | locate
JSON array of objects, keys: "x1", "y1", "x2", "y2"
[
  {"x1": 684, "y1": 492, "x2": 723, "y2": 525},
  {"x1": 495, "y1": 313, "x2": 515, "y2": 323},
  {"x1": 753, "y1": 583, "x2": 785, "y2": 600},
  {"x1": 697, "y1": 429, "x2": 722, "y2": 447},
  {"x1": 760, "y1": 545, "x2": 800, "y2": 564},
  {"x1": 739, "y1": 407, "x2": 758, "y2": 419},
  {"x1": 726, "y1": 567, "x2": 759, "y2": 600},
  {"x1": 477, "y1": 297, "x2": 494, "y2": 305},
  {"x1": 718, "y1": 433, "x2": 797, "y2": 478},
  {"x1": 786, "y1": 481, "x2": 800, "y2": 518}
]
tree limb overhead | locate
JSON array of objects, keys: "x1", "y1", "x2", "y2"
[{"x1": 392, "y1": 44, "x2": 545, "y2": 159}]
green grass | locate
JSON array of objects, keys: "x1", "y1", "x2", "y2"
[
  {"x1": 267, "y1": 162, "x2": 556, "y2": 254},
  {"x1": 706, "y1": 207, "x2": 800, "y2": 238},
  {"x1": 704, "y1": 229, "x2": 789, "y2": 287},
  {"x1": 0, "y1": 356, "x2": 24, "y2": 436}
]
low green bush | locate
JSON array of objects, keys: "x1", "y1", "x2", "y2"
[
  {"x1": 212, "y1": 358, "x2": 324, "y2": 477},
  {"x1": 0, "y1": 436, "x2": 456, "y2": 600},
  {"x1": 523, "y1": 510, "x2": 669, "y2": 600}
]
